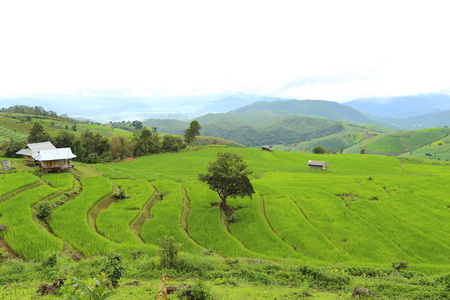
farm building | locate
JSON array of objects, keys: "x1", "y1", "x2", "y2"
[
  {"x1": 262, "y1": 146, "x2": 275, "y2": 152},
  {"x1": 16, "y1": 141, "x2": 57, "y2": 165},
  {"x1": 16, "y1": 142, "x2": 76, "y2": 172},
  {"x1": 307, "y1": 160, "x2": 330, "y2": 171},
  {"x1": 32, "y1": 148, "x2": 76, "y2": 172}
]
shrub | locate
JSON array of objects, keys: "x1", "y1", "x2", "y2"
[
  {"x1": 157, "y1": 236, "x2": 181, "y2": 269},
  {"x1": 36, "y1": 202, "x2": 53, "y2": 223},
  {"x1": 392, "y1": 260, "x2": 409, "y2": 272},
  {"x1": 100, "y1": 251, "x2": 125, "y2": 288},
  {"x1": 176, "y1": 282, "x2": 213, "y2": 300}
]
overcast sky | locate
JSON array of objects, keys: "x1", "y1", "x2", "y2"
[{"x1": 1, "y1": 0, "x2": 450, "y2": 102}]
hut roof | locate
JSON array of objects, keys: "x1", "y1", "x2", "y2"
[
  {"x1": 16, "y1": 141, "x2": 56, "y2": 156},
  {"x1": 307, "y1": 160, "x2": 330, "y2": 167},
  {"x1": 32, "y1": 148, "x2": 76, "y2": 161}
]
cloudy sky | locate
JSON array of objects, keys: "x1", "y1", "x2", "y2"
[{"x1": 1, "y1": 0, "x2": 450, "y2": 102}]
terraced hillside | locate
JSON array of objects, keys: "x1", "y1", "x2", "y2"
[{"x1": 1, "y1": 147, "x2": 449, "y2": 274}]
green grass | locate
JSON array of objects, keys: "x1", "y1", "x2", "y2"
[
  {"x1": 0, "y1": 185, "x2": 62, "y2": 260},
  {"x1": 0, "y1": 172, "x2": 40, "y2": 197},
  {"x1": 49, "y1": 176, "x2": 114, "y2": 256},
  {"x1": 140, "y1": 181, "x2": 202, "y2": 253},
  {"x1": 364, "y1": 128, "x2": 450, "y2": 154},
  {"x1": 183, "y1": 181, "x2": 260, "y2": 258},
  {"x1": 96, "y1": 179, "x2": 153, "y2": 245},
  {"x1": 0, "y1": 147, "x2": 447, "y2": 273},
  {"x1": 227, "y1": 192, "x2": 303, "y2": 259},
  {"x1": 41, "y1": 173, "x2": 74, "y2": 192}
]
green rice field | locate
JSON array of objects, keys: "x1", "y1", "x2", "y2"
[{"x1": 0, "y1": 146, "x2": 449, "y2": 274}]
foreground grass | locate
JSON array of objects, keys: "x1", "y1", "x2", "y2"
[{"x1": 0, "y1": 252, "x2": 448, "y2": 300}]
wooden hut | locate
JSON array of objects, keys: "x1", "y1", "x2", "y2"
[
  {"x1": 32, "y1": 148, "x2": 76, "y2": 172},
  {"x1": 262, "y1": 146, "x2": 274, "y2": 152},
  {"x1": 16, "y1": 141, "x2": 57, "y2": 165},
  {"x1": 307, "y1": 160, "x2": 330, "y2": 171}
]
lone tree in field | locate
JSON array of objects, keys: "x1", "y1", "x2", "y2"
[
  {"x1": 199, "y1": 152, "x2": 255, "y2": 210},
  {"x1": 184, "y1": 120, "x2": 201, "y2": 145}
]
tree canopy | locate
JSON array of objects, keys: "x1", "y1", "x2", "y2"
[
  {"x1": 198, "y1": 152, "x2": 254, "y2": 210},
  {"x1": 184, "y1": 120, "x2": 201, "y2": 145},
  {"x1": 28, "y1": 122, "x2": 50, "y2": 143}
]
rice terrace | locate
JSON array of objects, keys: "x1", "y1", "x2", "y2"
[{"x1": 0, "y1": 145, "x2": 449, "y2": 299}]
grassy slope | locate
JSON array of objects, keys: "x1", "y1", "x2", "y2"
[
  {"x1": 89, "y1": 147, "x2": 449, "y2": 272},
  {"x1": 1, "y1": 146, "x2": 449, "y2": 273}
]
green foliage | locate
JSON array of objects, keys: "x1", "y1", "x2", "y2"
[
  {"x1": 199, "y1": 151, "x2": 254, "y2": 209},
  {"x1": 312, "y1": 145, "x2": 327, "y2": 154},
  {"x1": 184, "y1": 120, "x2": 201, "y2": 145},
  {"x1": 176, "y1": 281, "x2": 214, "y2": 300},
  {"x1": 101, "y1": 252, "x2": 126, "y2": 288},
  {"x1": 135, "y1": 128, "x2": 161, "y2": 156},
  {"x1": 61, "y1": 273, "x2": 116, "y2": 300},
  {"x1": 3, "y1": 138, "x2": 26, "y2": 158},
  {"x1": 35, "y1": 202, "x2": 53, "y2": 223},
  {"x1": 392, "y1": 260, "x2": 409, "y2": 272},
  {"x1": 53, "y1": 130, "x2": 75, "y2": 149},
  {"x1": 28, "y1": 121, "x2": 51, "y2": 143},
  {"x1": 156, "y1": 236, "x2": 181, "y2": 269}
]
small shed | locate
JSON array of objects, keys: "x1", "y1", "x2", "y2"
[
  {"x1": 32, "y1": 148, "x2": 76, "y2": 172},
  {"x1": 307, "y1": 160, "x2": 330, "y2": 171},
  {"x1": 16, "y1": 141, "x2": 57, "y2": 165},
  {"x1": 262, "y1": 146, "x2": 274, "y2": 152}
]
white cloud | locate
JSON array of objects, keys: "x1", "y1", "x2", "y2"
[{"x1": 1, "y1": 0, "x2": 450, "y2": 101}]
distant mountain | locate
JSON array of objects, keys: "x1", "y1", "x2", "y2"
[
  {"x1": 230, "y1": 99, "x2": 376, "y2": 123},
  {"x1": 0, "y1": 91, "x2": 286, "y2": 122},
  {"x1": 344, "y1": 94, "x2": 450, "y2": 118},
  {"x1": 195, "y1": 94, "x2": 285, "y2": 116},
  {"x1": 380, "y1": 110, "x2": 450, "y2": 129}
]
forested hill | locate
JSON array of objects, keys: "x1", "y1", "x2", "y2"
[
  {"x1": 231, "y1": 99, "x2": 376, "y2": 123},
  {"x1": 144, "y1": 112, "x2": 345, "y2": 146}
]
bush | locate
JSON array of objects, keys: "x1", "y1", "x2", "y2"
[
  {"x1": 392, "y1": 260, "x2": 409, "y2": 272},
  {"x1": 157, "y1": 236, "x2": 181, "y2": 269},
  {"x1": 100, "y1": 251, "x2": 125, "y2": 288},
  {"x1": 176, "y1": 282, "x2": 213, "y2": 300}
]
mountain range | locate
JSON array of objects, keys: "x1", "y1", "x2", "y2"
[{"x1": 1, "y1": 91, "x2": 450, "y2": 130}]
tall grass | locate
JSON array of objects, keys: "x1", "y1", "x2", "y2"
[
  {"x1": 41, "y1": 173, "x2": 74, "y2": 192},
  {"x1": 182, "y1": 181, "x2": 259, "y2": 258},
  {"x1": 0, "y1": 186, "x2": 62, "y2": 260},
  {"x1": 350, "y1": 200, "x2": 450, "y2": 264},
  {"x1": 96, "y1": 179, "x2": 153, "y2": 244},
  {"x1": 0, "y1": 172, "x2": 39, "y2": 197},
  {"x1": 227, "y1": 192, "x2": 303, "y2": 259},
  {"x1": 254, "y1": 182, "x2": 349, "y2": 262},
  {"x1": 140, "y1": 181, "x2": 202, "y2": 253},
  {"x1": 50, "y1": 176, "x2": 114, "y2": 256}
]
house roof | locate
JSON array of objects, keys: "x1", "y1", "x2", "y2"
[
  {"x1": 307, "y1": 160, "x2": 330, "y2": 167},
  {"x1": 16, "y1": 141, "x2": 56, "y2": 156},
  {"x1": 32, "y1": 148, "x2": 77, "y2": 161}
]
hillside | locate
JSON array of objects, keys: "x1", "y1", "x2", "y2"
[
  {"x1": 2, "y1": 147, "x2": 449, "y2": 270},
  {"x1": 143, "y1": 100, "x2": 363, "y2": 146},
  {"x1": 231, "y1": 99, "x2": 376, "y2": 123},
  {"x1": 1, "y1": 147, "x2": 450, "y2": 299},
  {"x1": 355, "y1": 127, "x2": 450, "y2": 156}
]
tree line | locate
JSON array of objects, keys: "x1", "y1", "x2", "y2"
[{"x1": 4, "y1": 120, "x2": 201, "y2": 163}]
